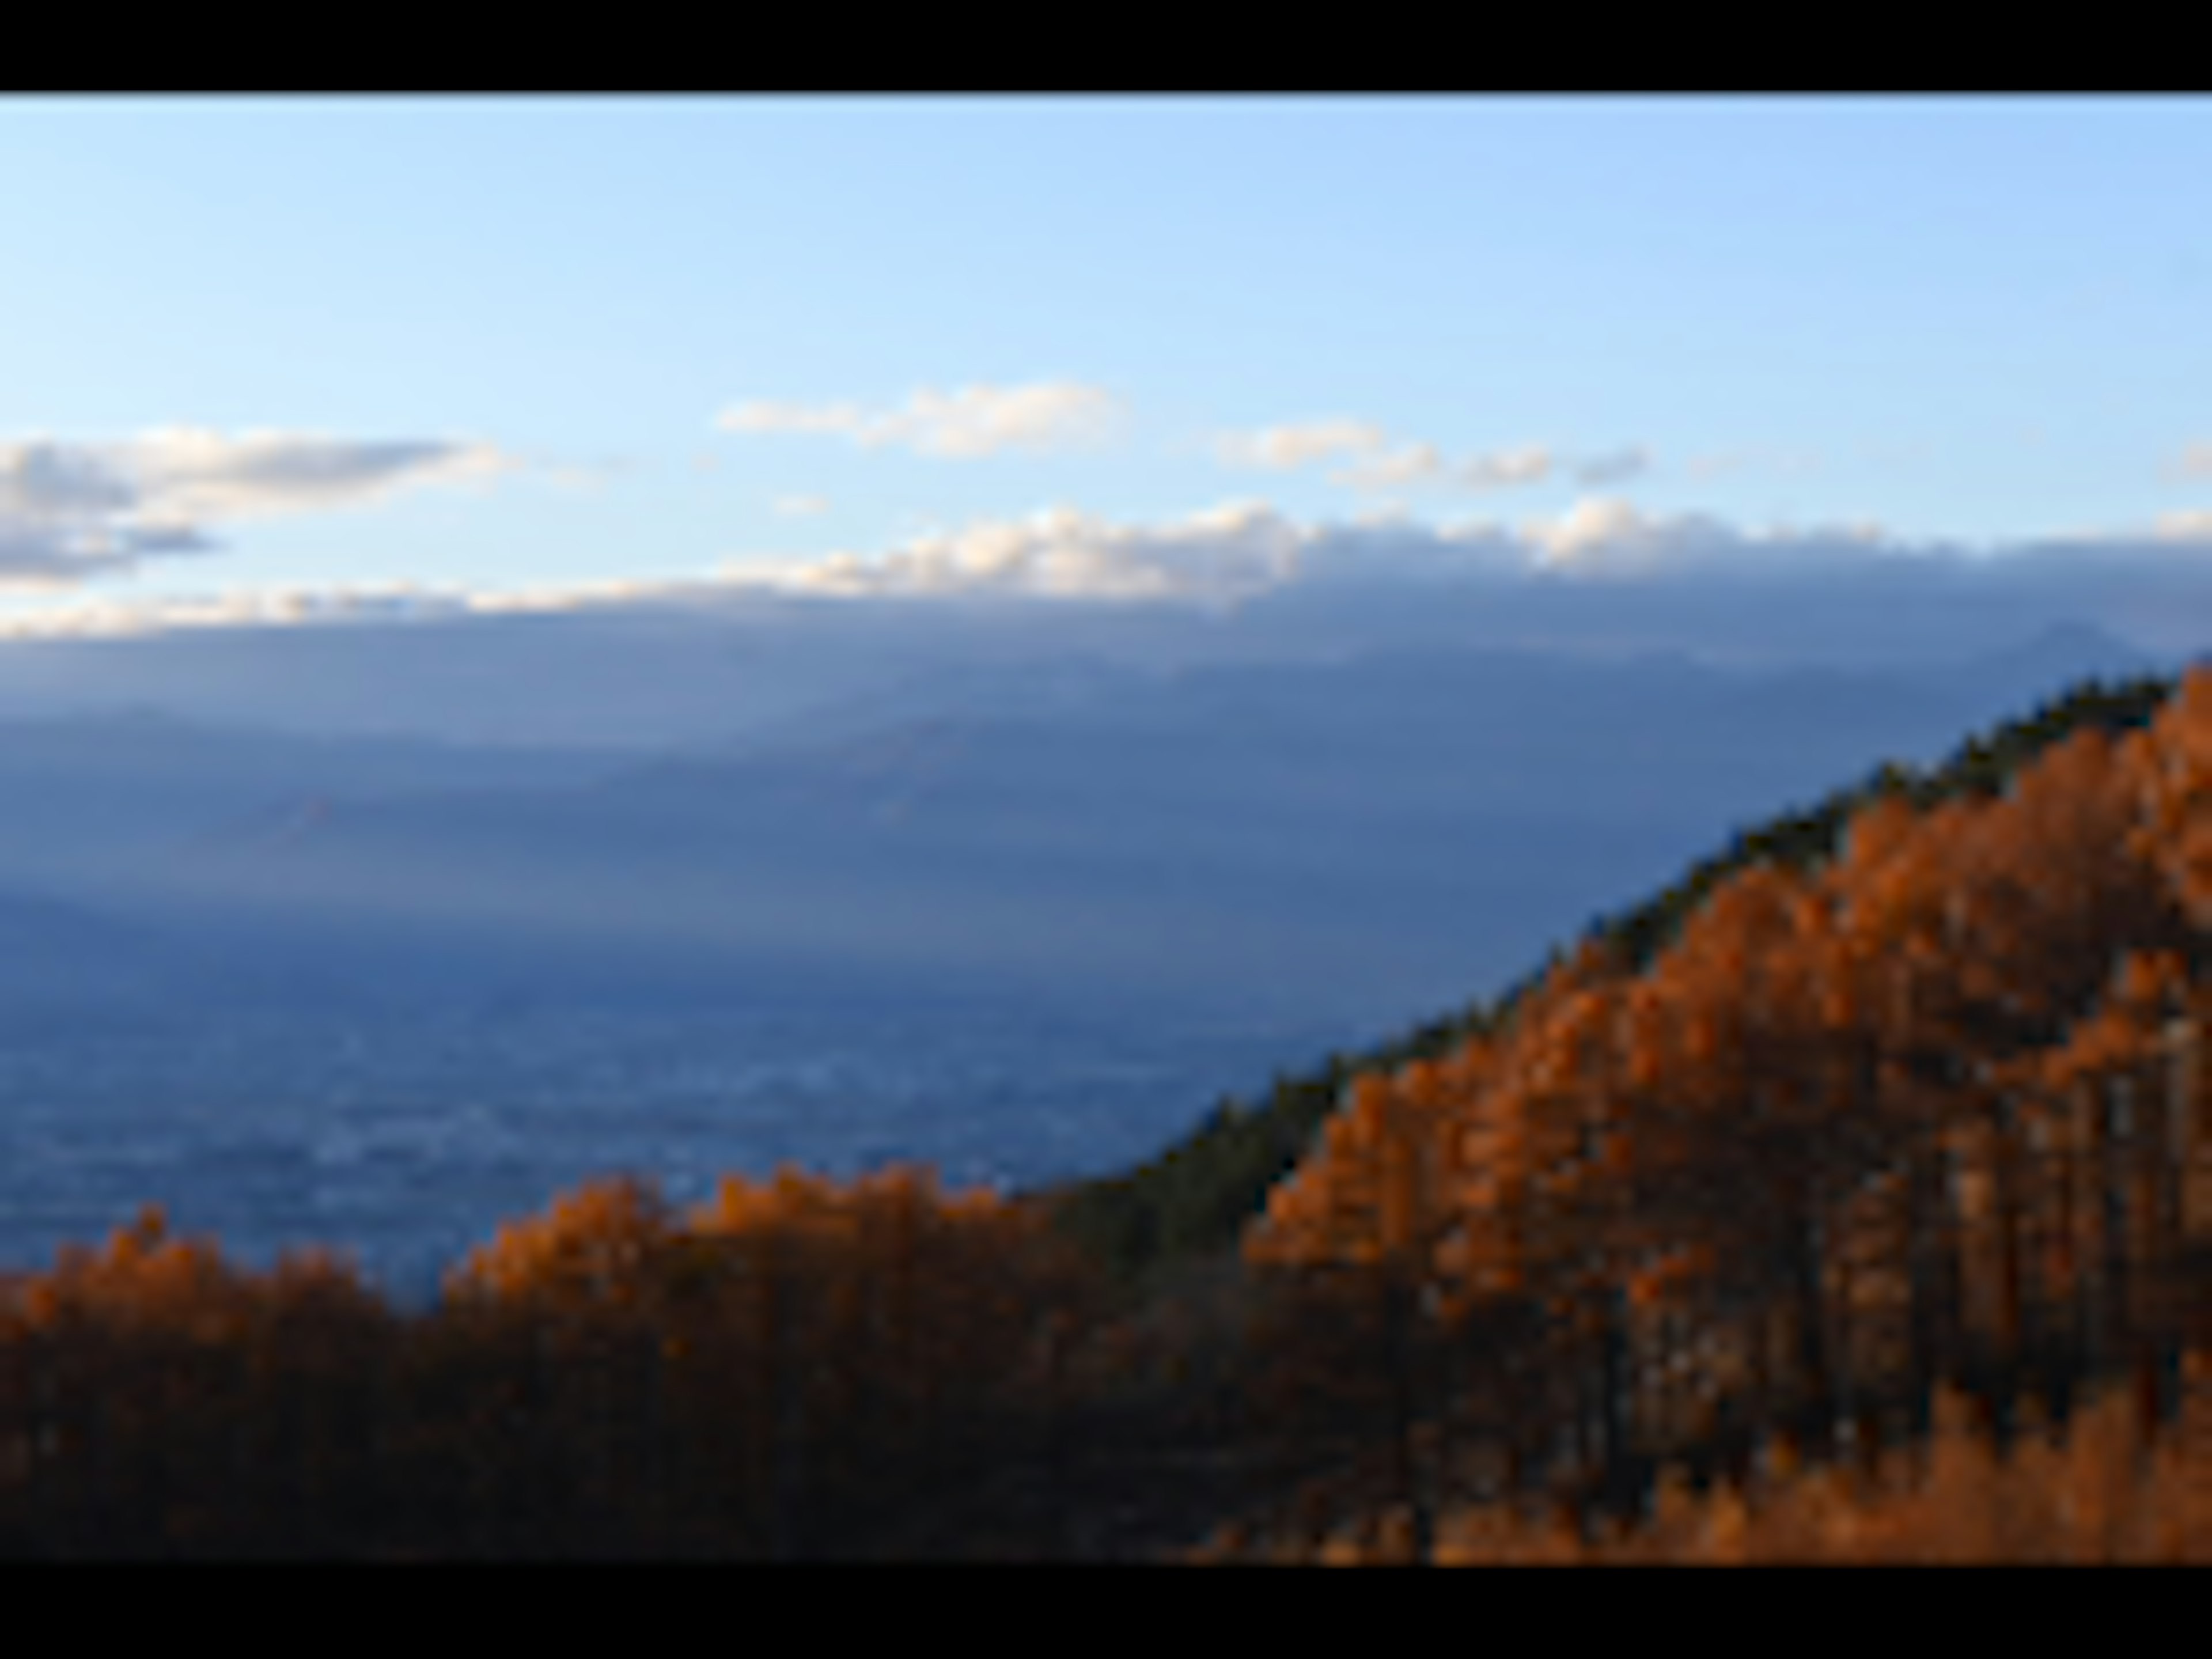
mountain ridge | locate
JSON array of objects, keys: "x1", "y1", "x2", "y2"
[{"x1": 84, "y1": 627, "x2": 2156, "y2": 1044}]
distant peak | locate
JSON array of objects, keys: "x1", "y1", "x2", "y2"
[{"x1": 1999, "y1": 619, "x2": 2146, "y2": 663}]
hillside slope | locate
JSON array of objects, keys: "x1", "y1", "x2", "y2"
[{"x1": 1044, "y1": 664, "x2": 2184, "y2": 1290}]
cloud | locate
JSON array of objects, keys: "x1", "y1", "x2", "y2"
[
  {"x1": 1218, "y1": 419, "x2": 1649, "y2": 497},
  {"x1": 1331, "y1": 441, "x2": 1565, "y2": 491},
  {"x1": 717, "y1": 382, "x2": 1122, "y2": 459},
  {"x1": 1327, "y1": 442, "x2": 1444, "y2": 490},
  {"x1": 1271, "y1": 503, "x2": 2212, "y2": 669},
  {"x1": 718, "y1": 400, "x2": 874, "y2": 441},
  {"x1": 0, "y1": 493, "x2": 1903, "y2": 637},
  {"x1": 1519, "y1": 497, "x2": 1730, "y2": 572},
  {"x1": 740, "y1": 500, "x2": 1302, "y2": 603},
  {"x1": 462, "y1": 576, "x2": 711, "y2": 617},
  {"x1": 7, "y1": 491, "x2": 2212, "y2": 691},
  {"x1": 1572, "y1": 446, "x2": 1651, "y2": 486},
  {"x1": 126, "y1": 429, "x2": 513, "y2": 520},
  {"x1": 1215, "y1": 419, "x2": 1388, "y2": 471},
  {"x1": 0, "y1": 431, "x2": 514, "y2": 587},
  {"x1": 1515, "y1": 496, "x2": 1902, "y2": 576},
  {"x1": 0, "y1": 443, "x2": 140, "y2": 518},
  {"x1": 0, "y1": 525, "x2": 143, "y2": 588},
  {"x1": 2154, "y1": 508, "x2": 2212, "y2": 540},
  {"x1": 0, "y1": 581, "x2": 475, "y2": 639},
  {"x1": 2169, "y1": 441, "x2": 2212, "y2": 480},
  {"x1": 1460, "y1": 446, "x2": 1556, "y2": 489},
  {"x1": 772, "y1": 494, "x2": 830, "y2": 517},
  {"x1": 0, "y1": 499, "x2": 1305, "y2": 636}
]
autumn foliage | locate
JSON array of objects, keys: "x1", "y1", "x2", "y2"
[
  {"x1": 1243, "y1": 666, "x2": 2212, "y2": 1546},
  {"x1": 0, "y1": 1171, "x2": 1100, "y2": 1557}
]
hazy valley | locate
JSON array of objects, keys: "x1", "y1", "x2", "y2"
[{"x1": 0, "y1": 616, "x2": 2165, "y2": 1308}]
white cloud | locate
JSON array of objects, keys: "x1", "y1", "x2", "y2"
[
  {"x1": 1217, "y1": 419, "x2": 1650, "y2": 497},
  {"x1": 718, "y1": 382, "x2": 1122, "y2": 459},
  {"x1": 2170, "y1": 442, "x2": 2212, "y2": 480},
  {"x1": 0, "y1": 493, "x2": 1873, "y2": 637},
  {"x1": 717, "y1": 400, "x2": 873, "y2": 441},
  {"x1": 1327, "y1": 442, "x2": 1444, "y2": 490},
  {"x1": 743, "y1": 500, "x2": 1302, "y2": 603},
  {"x1": 0, "y1": 499, "x2": 1310, "y2": 637},
  {"x1": 463, "y1": 575, "x2": 712, "y2": 616},
  {"x1": 1460, "y1": 445, "x2": 1556, "y2": 489},
  {"x1": 1522, "y1": 497, "x2": 1680, "y2": 567},
  {"x1": 1517, "y1": 495, "x2": 1896, "y2": 575},
  {"x1": 0, "y1": 431, "x2": 516, "y2": 586},
  {"x1": 13, "y1": 491, "x2": 2212, "y2": 679},
  {"x1": 772, "y1": 494, "x2": 830, "y2": 517},
  {"x1": 0, "y1": 442, "x2": 139, "y2": 518},
  {"x1": 2154, "y1": 507, "x2": 2212, "y2": 540},
  {"x1": 0, "y1": 581, "x2": 471, "y2": 639},
  {"x1": 124, "y1": 429, "x2": 512, "y2": 520},
  {"x1": 1216, "y1": 419, "x2": 1388, "y2": 471}
]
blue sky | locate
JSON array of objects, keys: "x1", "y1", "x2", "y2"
[{"x1": 2, "y1": 95, "x2": 2210, "y2": 634}]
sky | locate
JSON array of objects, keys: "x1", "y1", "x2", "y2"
[{"x1": 2, "y1": 95, "x2": 2211, "y2": 641}]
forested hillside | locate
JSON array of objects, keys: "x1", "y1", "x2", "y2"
[
  {"x1": 1233, "y1": 663, "x2": 2210, "y2": 1554},
  {"x1": 0, "y1": 664, "x2": 2205, "y2": 1558},
  {"x1": 1043, "y1": 669, "x2": 2179, "y2": 1293}
]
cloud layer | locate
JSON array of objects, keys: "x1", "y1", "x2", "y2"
[
  {"x1": 2, "y1": 488, "x2": 2211, "y2": 692},
  {"x1": 0, "y1": 431, "x2": 511, "y2": 586},
  {"x1": 718, "y1": 382, "x2": 1123, "y2": 459},
  {"x1": 0, "y1": 500, "x2": 1302, "y2": 636}
]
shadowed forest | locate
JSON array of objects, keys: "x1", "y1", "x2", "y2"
[{"x1": 2, "y1": 667, "x2": 2210, "y2": 1559}]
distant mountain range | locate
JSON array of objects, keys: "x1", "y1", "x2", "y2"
[
  {"x1": 32, "y1": 619, "x2": 2150, "y2": 1033},
  {"x1": 0, "y1": 707, "x2": 627, "y2": 890}
]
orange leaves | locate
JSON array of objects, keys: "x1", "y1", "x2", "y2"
[
  {"x1": 1619, "y1": 980, "x2": 1675, "y2": 1095},
  {"x1": 1251, "y1": 669, "x2": 2212, "y2": 1444},
  {"x1": 0, "y1": 1157, "x2": 1113, "y2": 1555},
  {"x1": 1252, "y1": 1068, "x2": 1436, "y2": 1274},
  {"x1": 9, "y1": 1203, "x2": 255, "y2": 1347},
  {"x1": 445, "y1": 1172, "x2": 677, "y2": 1311},
  {"x1": 2142, "y1": 693, "x2": 2208, "y2": 808},
  {"x1": 2136, "y1": 665, "x2": 2212, "y2": 915},
  {"x1": 434, "y1": 1161, "x2": 1079, "y2": 1431},
  {"x1": 1843, "y1": 796, "x2": 1921, "y2": 883}
]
